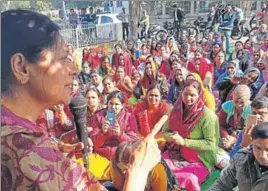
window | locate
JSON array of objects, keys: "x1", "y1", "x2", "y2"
[
  {"x1": 251, "y1": 2, "x2": 257, "y2": 11},
  {"x1": 165, "y1": 1, "x2": 191, "y2": 15},
  {"x1": 117, "y1": 1, "x2": 123, "y2": 8},
  {"x1": 108, "y1": 1, "x2": 113, "y2": 7},
  {"x1": 101, "y1": 16, "x2": 113, "y2": 24},
  {"x1": 199, "y1": 1, "x2": 218, "y2": 13}
]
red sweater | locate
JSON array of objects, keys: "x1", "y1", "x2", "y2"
[{"x1": 89, "y1": 109, "x2": 139, "y2": 160}]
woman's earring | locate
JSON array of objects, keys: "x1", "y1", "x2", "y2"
[{"x1": 20, "y1": 78, "x2": 26, "y2": 83}]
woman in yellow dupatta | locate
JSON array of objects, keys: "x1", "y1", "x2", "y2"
[{"x1": 187, "y1": 73, "x2": 216, "y2": 112}]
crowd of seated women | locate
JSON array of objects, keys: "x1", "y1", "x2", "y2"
[{"x1": 36, "y1": 22, "x2": 268, "y2": 191}]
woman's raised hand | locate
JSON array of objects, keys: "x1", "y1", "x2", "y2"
[{"x1": 129, "y1": 134, "x2": 161, "y2": 174}]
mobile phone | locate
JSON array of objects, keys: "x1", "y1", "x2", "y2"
[
  {"x1": 106, "y1": 109, "x2": 116, "y2": 126},
  {"x1": 246, "y1": 114, "x2": 258, "y2": 128}
]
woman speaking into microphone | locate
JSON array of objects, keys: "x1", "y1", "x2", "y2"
[{"x1": 1, "y1": 9, "x2": 160, "y2": 191}]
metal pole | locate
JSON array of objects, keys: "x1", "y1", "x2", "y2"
[{"x1": 62, "y1": 0, "x2": 67, "y2": 24}]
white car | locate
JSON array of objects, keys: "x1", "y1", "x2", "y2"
[
  {"x1": 95, "y1": 13, "x2": 122, "y2": 39},
  {"x1": 96, "y1": 13, "x2": 122, "y2": 25}
]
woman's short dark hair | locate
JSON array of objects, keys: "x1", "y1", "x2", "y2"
[
  {"x1": 115, "y1": 141, "x2": 141, "y2": 164},
  {"x1": 82, "y1": 61, "x2": 91, "y2": 67},
  {"x1": 107, "y1": 90, "x2": 125, "y2": 104},
  {"x1": 252, "y1": 122, "x2": 268, "y2": 140},
  {"x1": 251, "y1": 97, "x2": 268, "y2": 109},
  {"x1": 114, "y1": 44, "x2": 122, "y2": 49},
  {"x1": 101, "y1": 56, "x2": 110, "y2": 63},
  {"x1": 102, "y1": 75, "x2": 114, "y2": 83},
  {"x1": 73, "y1": 76, "x2": 81, "y2": 86},
  {"x1": 91, "y1": 69, "x2": 100, "y2": 76},
  {"x1": 146, "y1": 82, "x2": 162, "y2": 96},
  {"x1": 183, "y1": 79, "x2": 202, "y2": 93},
  {"x1": 85, "y1": 86, "x2": 102, "y2": 101},
  {"x1": 141, "y1": 44, "x2": 146, "y2": 49},
  {"x1": 2, "y1": 9, "x2": 60, "y2": 93},
  {"x1": 235, "y1": 41, "x2": 243, "y2": 46}
]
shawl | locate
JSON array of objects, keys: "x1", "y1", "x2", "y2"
[
  {"x1": 222, "y1": 100, "x2": 252, "y2": 126},
  {"x1": 187, "y1": 57, "x2": 213, "y2": 80},
  {"x1": 169, "y1": 80, "x2": 205, "y2": 138},
  {"x1": 191, "y1": 73, "x2": 216, "y2": 111}
]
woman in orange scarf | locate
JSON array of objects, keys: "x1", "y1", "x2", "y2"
[
  {"x1": 186, "y1": 73, "x2": 216, "y2": 112},
  {"x1": 133, "y1": 83, "x2": 172, "y2": 139}
]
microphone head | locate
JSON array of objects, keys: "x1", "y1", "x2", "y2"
[{"x1": 69, "y1": 96, "x2": 87, "y2": 121}]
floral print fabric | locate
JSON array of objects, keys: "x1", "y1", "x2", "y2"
[{"x1": 1, "y1": 106, "x2": 106, "y2": 191}]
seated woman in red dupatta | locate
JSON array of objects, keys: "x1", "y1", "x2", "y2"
[
  {"x1": 133, "y1": 83, "x2": 171, "y2": 141},
  {"x1": 89, "y1": 69, "x2": 104, "y2": 93},
  {"x1": 167, "y1": 67, "x2": 189, "y2": 104},
  {"x1": 140, "y1": 61, "x2": 157, "y2": 94},
  {"x1": 89, "y1": 48, "x2": 102, "y2": 70},
  {"x1": 187, "y1": 49, "x2": 214, "y2": 89},
  {"x1": 166, "y1": 37, "x2": 179, "y2": 53},
  {"x1": 111, "y1": 44, "x2": 132, "y2": 69},
  {"x1": 98, "y1": 56, "x2": 112, "y2": 77},
  {"x1": 85, "y1": 87, "x2": 104, "y2": 125},
  {"x1": 117, "y1": 53, "x2": 138, "y2": 80},
  {"x1": 82, "y1": 48, "x2": 89, "y2": 63},
  {"x1": 102, "y1": 75, "x2": 128, "y2": 106},
  {"x1": 114, "y1": 66, "x2": 134, "y2": 98},
  {"x1": 71, "y1": 76, "x2": 83, "y2": 96},
  {"x1": 152, "y1": 42, "x2": 162, "y2": 57},
  {"x1": 162, "y1": 79, "x2": 219, "y2": 191},
  {"x1": 167, "y1": 59, "x2": 183, "y2": 83},
  {"x1": 88, "y1": 90, "x2": 139, "y2": 178}
]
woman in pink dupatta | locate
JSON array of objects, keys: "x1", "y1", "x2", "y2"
[{"x1": 162, "y1": 79, "x2": 219, "y2": 191}]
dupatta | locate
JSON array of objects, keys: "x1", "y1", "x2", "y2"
[{"x1": 169, "y1": 80, "x2": 205, "y2": 138}]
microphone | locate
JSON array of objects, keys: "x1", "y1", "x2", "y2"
[{"x1": 69, "y1": 96, "x2": 89, "y2": 168}]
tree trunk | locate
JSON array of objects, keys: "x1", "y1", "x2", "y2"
[{"x1": 129, "y1": 0, "x2": 140, "y2": 40}]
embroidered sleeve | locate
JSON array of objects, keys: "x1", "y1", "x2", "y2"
[{"x1": 1, "y1": 130, "x2": 106, "y2": 191}]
